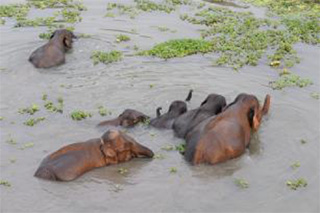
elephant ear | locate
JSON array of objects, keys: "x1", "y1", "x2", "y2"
[
  {"x1": 63, "y1": 36, "x2": 72, "y2": 49},
  {"x1": 261, "y1": 94, "x2": 271, "y2": 116},
  {"x1": 248, "y1": 106, "x2": 260, "y2": 131}
]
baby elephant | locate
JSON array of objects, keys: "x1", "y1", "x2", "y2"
[
  {"x1": 172, "y1": 93, "x2": 226, "y2": 138},
  {"x1": 185, "y1": 93, "x2": 271, "y2": 165},
  {"x1": 150, "y1": 90, "x2": 193, "y2": 129},
  {"x1": 34, "y1": 130, "x2": 154, "y2": 181},
  {"x1": 98, "y1": 109, "x2": 150, "y2": 128},
  {"x1": 29, "y1": 29, "x2": 76, "y2": 68}
]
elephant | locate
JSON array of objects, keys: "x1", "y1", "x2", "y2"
[
  {"x1": 34, "y1": 130, "x2": 154, "y2": 181},
  {"x1": 150, "y1": 90, "x2": 193, "y2": 129},
  {"x1": 29, "y1": 29, "x2": 76, "y2": 68},
  {"x1": 184, "y1": 93, "x2": 271, "y2": 165},
  {"x1": 172, "y1": 93, "x2": 227, "y2": 138},
  {"x1": 98, "y1": 109, "x2": 149, "y2": 128}
]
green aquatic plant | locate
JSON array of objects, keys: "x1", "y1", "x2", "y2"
[
  {"x1": 9, "y1": 157, "x2": 16, "y2": 163},
  {"x1": 20, "y1": 142, "x2": 34, "y2": 150},
  {"x1": 0, "y1": 18, "x2": 5, "y2": 25},
  {"x1": 290, "y1": 161, "x2": 301, "y2": 170},
  {"x1": 44, "y1": 97, "x2": 63, "y2": 113},
  {"x1": 18, "y1": 104, "x2": 40, "y2": 115},
  {"x1": 270, "y1": 73, "x2": 313, "y2": 90},
  {"x1": 169, "y1": 167, "x2": 177, "y2": 173},
  {"x1": 6, "y1": 137, "x2": 17, "y2": 145},
  {"x1": 300, "y1": 139, "x2": 307, "y2": 144},
  {"x1": 0, "y1": 116, "x2": 4, "y2": 121},
  {"x1": 91, "y1": 51, "x2": 123, "y2": 65},
  {"x1": 116, "y1": 34, "x2": 131, "y2": 43},
  {"x1": 153, "y1": 153, "x2": 165, "y2": 159},
  {"x1": 139, "y1": 39, "x2": 213, "y2": 59},
  {"x1": 234, "y1": 178, "x2": 249, "y2": 189},
  {"x1": 0, "y1": 4, "x2": 30, "y2": 20},
  {"x1": 161, "y1": 145, "x2": 175, "y2": 151},
  {"x1": 28, "y1": 0, "x2": 87, "y2": 11},
  {"x1": 310, "y1": 92, "x2": 320, "y2": 100},
  {"x1": 118, "y1": 168, "x2": 128, "y2": 175},
  {"x1": 15, "y1": 16, "x2": 57, "y2": 27},
  {"x1": 175, "y1": 143, "x2": 185, "y2": 154},
  {"x1": 42, "y1": 93, "x2": 48, "y2": 101},
  {"x1": 286, "y1": 178, "x2": 307, "y2": 190},
  {"x1": 0, "y1": 180, "x2": 11, "y2": 187},
  {"x1": 60, "y1": 8, "x2": 82, "y2": 23},
  {"x1": 24, "y1": 117, "x2": 45, "y2": 126},
  {"x1": 98, "y1": 106, "x2": 111, "y2": 116},
  {"x1": 70, "y1": 110, "x2": 92, "y2": 121}
]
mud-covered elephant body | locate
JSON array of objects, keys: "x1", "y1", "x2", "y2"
[
  {"x1": 34, "y1": 130, "x2": 154, "y2": 181},
  {"x1": 29, "y1": 29, "x2": 76, "y2": 68},
  {"x1": 185, "y1": 94, "x2": 271, "y2": 165}
]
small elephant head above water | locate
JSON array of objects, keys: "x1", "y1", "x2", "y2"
[
  {"x1": 29, "y1": 29, "x2": 76, "y2": 68},
  {"x1": 150, "y1": 100, "x2": 188, "y2": 129},
  {"x1": 98, "y1": 109, "x2": 150, "y2": 128},
  {"x1": 34, "y1": 130, "x2": 154, "y2": 181}
]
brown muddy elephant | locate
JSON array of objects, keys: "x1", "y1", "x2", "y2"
[
  {"x1": 149, "y1": 90, "x2": 193, "y2": 129},
  {"x1": 98, "y1": 109, "x2": 149, "y2": 128},
  {"x1": 34, "y1": 130, "x2": 154, "y2": 181},
  {"x1": 172, "y1": 93, "x2": 227, "y2": 138},
  {"x1": 29, "y1": 29, "x2": 76, "y2": 68},
  {"x1": 184, "y1": 93, "x2": 271, "y2": 165}
]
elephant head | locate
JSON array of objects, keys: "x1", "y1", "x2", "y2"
[
  {"x1": 100, "y1": 130, "x2": 154, "y2": 164},
  {"x1": 50, "y1": 29, "x2": 77, "y2": 50}
]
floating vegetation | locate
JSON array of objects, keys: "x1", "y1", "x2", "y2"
[
  {"x1": 6, "y1": 137, "x2": 17, "y2": 145},
  {"x1": 149, "y1": 84, "x2": 154, "y2": 88},
  {"x1": 24, "y1": 117, "x2": 45, "y2": 126},
  {"x1": 286, "y1": 178, "x2": 307, "y2": 190},
  {"x1": 169, "y1": 167, "x2": 177, "y2": 173},
  {"x1": 0, "y1": 116, "x2": 4, "y2": 121},
  {"x1": 44, "y1": 97, "x2": 63, "y2": 113},
  {"x1": 91, "y1": 51, "x2": 123, "y2": 65},
  {"x1": 98, "y1": 106, "x2": 111, "y2": 116},
  {"x1": 105, "y1": 12, "x2": 115, "y2": 18},
  {"x1": 139, "y1": 39, "x2": 213, "y2": 59},
  {"x1": 178, "y1": 2, "x2": 319, "y2": 69},
  {"x1": 42, "y1": 93, "x2": 48, "y2": 101},
  {"x1": 9, "y1": 157, "x2": 16, "y2": 163},
  {"x1": 0, "y1": 4, "x2": 30, "y2": 20},
  {"x1": 118, "y1": 168, "x2": 129, "y2": 175},
  {"x1": 310, "y1": 92, "x2": 320, "y2": 100},
  {"x1": 61, "y1": 8, "x2": 82, "y2": 23},
  {"x1": 0, "y1": 180, "x2": 11, "y2": 187},
  {"x1": 290, "y1": 161, "x2": 301, "y2": 170},
  {"x1": 270, "y1": 73, "x2": 313, "y2": 90},
  {"x1": 156, "y1": 26, "x2": 177, "y2": 33},
  {"x1": 175, "y1": 143, "x2": 185, "y2": 154},
  {"x1": 116, "y1": 34, "x2": 131, "y2": 43},
  {"x1": 161, "y1": 145, "x2": 175, "y2": 151},
  {"x1": 106, "y1": 0, "x2": 190, "y2": 19},
  {"x1": 300, "y1": 139, "x2": 307, "y2": 144},
  {"x1": 27, "y1": 0, "x2": 87, "y2": 11},
  {"x1": 234, "y1": 178, "x2": 249, "y2": 189},
  {"x1": 20, "y1": 142, "x2": 34, "y2": 150},
  {"x1": 70, "y1": 110, "x2": 92, "y2": 121},
  {"x1": 153, "y1": 153, "x2": 165, "y2": 159},
  {"x1": 18, "y1": 104, "x2": 40, "y2": 115}
]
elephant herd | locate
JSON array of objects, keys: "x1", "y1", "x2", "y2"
[{"x1": 30, "y1": 29, "x2": 271, "y2": 181}]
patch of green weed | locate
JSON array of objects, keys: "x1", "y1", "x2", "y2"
[
  {"x1": 91, "y1": 50, "x2": 123, "y2": 65},
  {"x1": 18, "y1": 104, "x2": 40, "y2": 115},
  {"x1": 286, "y1": 178, "x2": 307, "y2": 190},
  {"x1": 116, "y1": 34, "x2": 130, "y2": 43},
  {"x1": 234, "y1": 178, "x2": 249, "y2": 189},
  {"x1": 70, "y1": 110, "x2": 92, "y2": 121},
  {"x1": 24, "y1": 117, "x2": 45, "y2": 126},
  {"x1": 139, "y1": 39, "x2": 213, "y2": 59},
  {"x1": 270, "y1": 73, "x2": 313, "y2": 90}
]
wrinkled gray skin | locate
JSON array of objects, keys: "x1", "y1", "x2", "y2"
[
  {"x1": 29, "y1": 29, "x2": 76, "y2": 68},
  {"x1": 172, "y1": 94, "x2": 227, "y2": 138}
]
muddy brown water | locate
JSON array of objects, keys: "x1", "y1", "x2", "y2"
[{"x1": 0, "y1": 0, "x2": 319, "y2": 212}]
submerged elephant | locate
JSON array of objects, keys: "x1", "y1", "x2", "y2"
[
  {"x1": 172, "y1": 93, "x2": 226, "y2": 138},
  {"x1": 34, "y1": 130, "x2": 154, "y2": 181},
  {"x1": 29, "y1": 29, "x2": 76, "y2": 68},
  {"x1": 150, "y1": 90, "x2": 193, "y2": 129},
  {"x1": 184, "y1": 93, "x2": 271, "y2": 165},
  {"x1": 98, "y1": 109, "x2": 149, "y2": 128}
]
